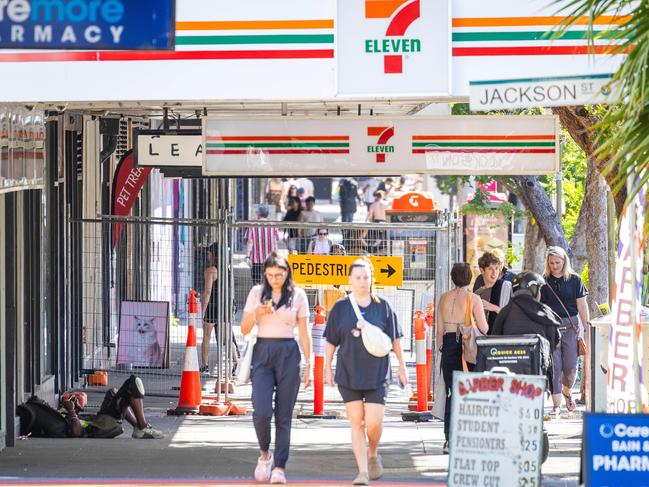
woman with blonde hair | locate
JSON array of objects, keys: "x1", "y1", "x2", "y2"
[
  {"x1": 540, "y1": 246, "x2": 589, "y2": 417},
  {"x1": 324, "y1": 257, "x2": 407, "y2": 485}
]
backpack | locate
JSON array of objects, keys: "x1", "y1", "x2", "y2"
[{"x1": 17, "y1": 397, "x2": 69, "y2": 438}]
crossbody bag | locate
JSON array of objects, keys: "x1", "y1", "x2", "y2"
[{"x1": 544, "y1": 283, "x2": 587, "y2": 356}]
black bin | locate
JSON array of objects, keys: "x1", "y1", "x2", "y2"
[{"x1": 474, "y1": 334, "x2": 550, "y2": 376}]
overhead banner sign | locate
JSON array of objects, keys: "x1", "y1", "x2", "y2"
[
  {"x1": 337, "y1": 0, "x2": 450, "y2": 96},
  {"x1": 203, "y1": 116, "x2": 559, "y2": 176},
  {"x1": 583, "y1": 413, "x2": 649, "y2": 486},
  {"x1": 0, "y1": 0, "x2": 175, "y2": 50},
  {"x1": 452, "y1": 0, "x2": 627, "y2": 97},
  {"x1": 288, "y1": 254, "x2": 403, "y2": 287},
  {"x1": 470, "y1": 73, "x2": 618, "y2": 111},
  {"x1": 135, "y1": 132, "x2": 202, "y2": 167},
  {"x1": 449, "y1": 372, "x2": 545, "y2": 487}
]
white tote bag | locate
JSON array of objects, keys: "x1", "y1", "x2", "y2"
[
  {"x1": 349, "y1": 294, "x2": 392, "y2": 358},
  {"x1": 235, "y1": 326, "x2": 258, "y2": 384}
]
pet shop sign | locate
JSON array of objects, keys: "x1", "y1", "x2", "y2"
[
  {"x1": 135, "y1": 131, "x2": 203, "y2": 168},
  {"x1": 0, "y1": 0, "x2": 175, "y2": 50},
  {"x1": 111, "y1": 150, "x2": 151, "y2": 248}
]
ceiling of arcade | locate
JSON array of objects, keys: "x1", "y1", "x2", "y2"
[{"x1": 23, "y1": 99, "x2": 450, "y2": 119}]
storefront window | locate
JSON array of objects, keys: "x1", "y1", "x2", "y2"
[{"x1": 0, "y1": 106, "x2": 45, "y2": 193}]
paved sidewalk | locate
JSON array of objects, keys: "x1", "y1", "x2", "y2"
[{"x1": 0, "y1": 387, "x2": 582, "y2": 487}]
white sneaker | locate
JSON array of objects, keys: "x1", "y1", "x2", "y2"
[
  {"x1": 270, "y1": 468, "x2": 287, "y2": 484},
  {"x1": 132, "y1": 424, "x2": 164, "y2": 439},
  {"x1": 254, "y1": 451, "x2": 274, "y2": 482}
]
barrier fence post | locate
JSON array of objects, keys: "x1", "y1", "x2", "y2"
[
  {"x1": 425, "y1": 303, "x2": 434, "y2": 401},
  {"x1": 168, "y1": 290, "x2": 202, "y2": 415},
  {"x1": 402, "y1": 310, "x2": 432, "y2": 422},
  {"x1": 298, "y1": 305, "x2": 337, "y2": 419}
]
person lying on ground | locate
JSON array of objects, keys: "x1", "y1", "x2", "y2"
[{"x1": 18, "y1": 375, "x2": 164, "y2": 439}]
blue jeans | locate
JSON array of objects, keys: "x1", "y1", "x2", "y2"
[{"x1": 251, "y1": 338, "x2": 301, "y2": 469}]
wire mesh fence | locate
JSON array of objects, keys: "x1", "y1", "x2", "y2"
[{"x1": 74, "y1": 215, "x2": 458, "y2": 397}]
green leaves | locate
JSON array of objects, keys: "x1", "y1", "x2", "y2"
[{"x1": 553, "y1": 0, "x2": 649, "y2": 204}]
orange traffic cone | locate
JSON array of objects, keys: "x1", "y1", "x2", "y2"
[{"x1": 168, "y1": 290, "x2": 202, "y2": 415}]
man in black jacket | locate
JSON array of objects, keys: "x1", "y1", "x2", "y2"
[{"x1": 492, "y1": 272, "x2": 562, "y2": 352}]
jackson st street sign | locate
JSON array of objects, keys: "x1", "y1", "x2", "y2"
[{"x1": 469, "y1": 73, "x2": 618, "y2": 111}]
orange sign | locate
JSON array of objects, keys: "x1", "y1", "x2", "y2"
[{"x1": 288, "y1": 254, "x2": 403, "y2": 287}]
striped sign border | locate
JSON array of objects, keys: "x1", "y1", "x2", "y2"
[
  {"x1": 411, "y1": 134, "x2": 556, "y2": 154},
  {"x1": 452, "y1": 14, "x2": 630, "y2": 57},
  {"x1": 205, "y1": 135, "x2": 350, "y2": 155}
]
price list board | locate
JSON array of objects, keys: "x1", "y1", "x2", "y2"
[{"x1": 449, "y1": 372, "x2": 545, "y2": 487}]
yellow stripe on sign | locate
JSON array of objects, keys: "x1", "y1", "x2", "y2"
[{"x1": 288, "y1": 254, "x2": 403, "y2": 287}]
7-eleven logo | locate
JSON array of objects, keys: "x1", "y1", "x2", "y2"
[
  {"x1": 364, "y1": 0, "x2": 421, "y2": 74},
  {"x1": 367, "y1": 126, "x2": 395, "y2": 163}
]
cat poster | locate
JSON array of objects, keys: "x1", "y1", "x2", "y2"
[{"x1": 117, "y1": 301, "x2": 170, "y2": 368}]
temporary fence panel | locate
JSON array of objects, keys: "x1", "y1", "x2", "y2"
[
  {"x1": 75, "y1": 214, "x2": 458, "y2": 396},
  {"x1": 230, "y1": 219, "x2": 458, "y2": 353},
  {"x1": 76, "y1": 216, "x2": 236, "y2": 397}
]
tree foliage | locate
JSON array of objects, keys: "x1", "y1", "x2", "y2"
[{"x1": 555, "y1": 0, "x2": 649, "y2": 201}]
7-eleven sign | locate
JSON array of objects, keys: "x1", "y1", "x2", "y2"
[
  {"x1": 367, "y1": 126, "x2": 395, "y2": 163},
  {"x1": 337, "y1": 0, "x2": 450, "y2": 97},
  {"x1": 364, "y1": 0, "x2": 421, "y2": 74}
]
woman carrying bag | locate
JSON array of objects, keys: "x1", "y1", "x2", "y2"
[
  {"x1": 435, "y1": 263, "x2": 489, "y2": 454},
  {"x1": 540, "y1": 246, "x2": 589, "y2": 417},
  {"x1": 324, "y1": 257, "x2": 407, "y2": 486},
  {"x1": 240, "y1": 252, "x2": 312, "y2": 485}
]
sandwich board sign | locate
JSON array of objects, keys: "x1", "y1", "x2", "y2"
[{"x1": 448, "y1": 372, "x2": 545, "y2": 487}]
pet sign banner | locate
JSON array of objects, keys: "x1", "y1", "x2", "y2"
[
  {"x1": 337, "y1": 0, "x2": 450, "y2": 96},
  {"x1": 0, "y1": 0, "x2": 175, "y2": 50},
  {"x1": 203, "y1": 116, "x2": 559, "y2": 176},
  {"x1": 117, "y1": 301, "x2": 170, "y2": 368},
  {"x1": 448, "y1": 372, "x2": 545, "y2": 487}
]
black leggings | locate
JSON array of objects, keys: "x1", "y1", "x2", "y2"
[{"x1": 441, "y1": 333, "x2": 474, "y2": 441}]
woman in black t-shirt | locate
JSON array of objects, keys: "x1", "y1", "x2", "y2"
[
  {"x1": 324, "y1": 258, "x2": 407, "y2": 486},
  {"x1": 282, "y1": 197, "x2": 302, "y2": 253},
  {"x1": 540, "y1": 246, "x2": 590, "y2": 417}
]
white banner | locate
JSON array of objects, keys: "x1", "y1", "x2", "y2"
[
  {"x1": 607, "y1": 184, "x2": 647, "y2": 413},
  {"x1": 337, "y1": 0, "x2": 450, "y2": 96},
  {"x1": 449, "y1": 372, "x2": 545, "y2": 487},
  {"x1": 470, "y1": 74, "x2": 618, "y2": 111},
  {"x1": 202, "y1": 116, "x2": 559, "y2": 176},
  {"x1": 453, "y1": 0, "x2": 626, "y2": 97},
  {"x1": 136, "y1": 133, "x2": 203, "y2": 167}
]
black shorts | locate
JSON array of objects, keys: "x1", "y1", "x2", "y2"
[{"x1": 338, "y1": 384, "x2": 387, "y2": 405}]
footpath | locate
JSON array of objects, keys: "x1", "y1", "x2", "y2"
[{"x1": 0, "y1": 384, "x2": 582, "y2": 487}]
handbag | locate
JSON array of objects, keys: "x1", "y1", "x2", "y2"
[
  {"x1": 235, "y1": 325, "x2": 258, "y2": 384},
  {"x1": 544, "y1": 283, "x2": 587, "y2": 356},
  {"x1": 459, "y1": 293, "x2": 482, "y2": 370},
  {"x1": 349, "y1": 294, "x2": 392, "y2": 358}
]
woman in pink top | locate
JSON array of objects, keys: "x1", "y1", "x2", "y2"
[{"x1": 240, "y1": 252, "x2": 312, "y2": 485}]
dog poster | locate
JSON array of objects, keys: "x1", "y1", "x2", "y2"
[{"x1": 117, "y1": 301, "x2": 169, "y2": 368}]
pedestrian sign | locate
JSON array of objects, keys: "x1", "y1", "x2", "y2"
[{"x1": 288, "y1": 255, "x2": 403, "y2": 287}]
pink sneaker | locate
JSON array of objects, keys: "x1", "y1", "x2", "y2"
[
  {"x1": 254, "y1": 452, "x2": 273, "y2": 482},
  {"x1": 270, "y1": 468, "x2": 287, "y2": 484}
]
